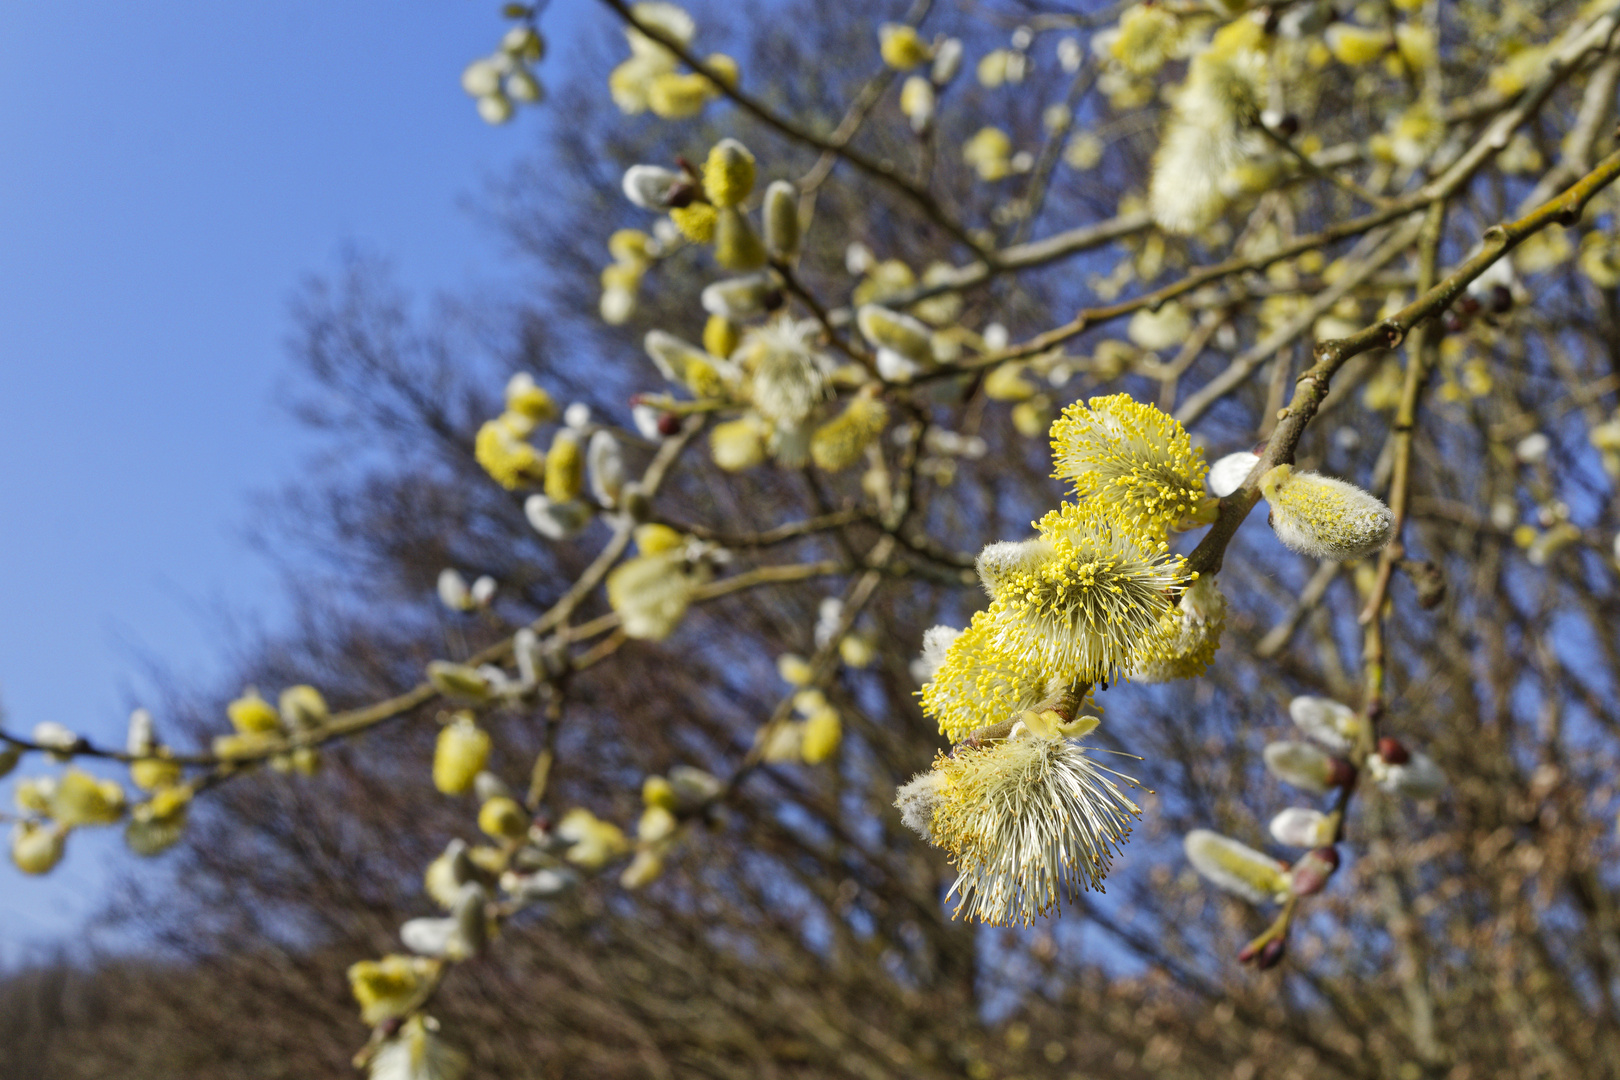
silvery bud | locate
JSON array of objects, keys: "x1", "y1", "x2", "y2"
[
  {"x1": 587, "y1": 430, "x2": 625, "y2": 507},
  {"x1": 437, "y1": 568, "x2": 473, "y2": 611},
  {"x1": 1184, "y1": 829, "x2": 1291, "y2": 905},
  {"x1": 762, "y1": 180, "x2": 800, "y2": 259},
  {"x1": 1288, "y1": 695, "x2": 1359, "y2": 752},
  {"x1": 1371, "y1": 749, "x2": 1445, "y2": 800},
  {"x1": 701, "y1": 274, "x2": 777, "y2": 321},
  {"x1": 470, "y1": 575, "x2": 497, "y2": 608},
  {"x1": 1208, "y1": 451, "x2": 1261, "y2": 497},
  {"x1": 525, "y1": 495, "x2": 592, "y2": 540},
  {"x1": 1263, "y1": 740, "x2": 1354, "y2": 795},
  {"x1": 1269, "y1": 807, "x2": 1334, "y2": 848},
  {"x1": 127, "y1": 708, "x2": 156, "y2": 757},
  {"x1": 622, "y1": 164, "x2": 686, "y2": 210},
  {"x1": 857, "y1": 304, "x2": 933, "y2": 364},
  {"x1": 931, "y1": 37, "x2": 964, "y2": 84}
]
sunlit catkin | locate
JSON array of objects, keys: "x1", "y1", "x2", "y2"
[
  {"x1": 980, "y1": 503, "x2": 1192, "y2": 684},
  {"x1": 810, "y1": 394, "x2": 888, "y2": 472},
  {"x1": 762, "y1": 180, "x2": 800, "y2": 259},
  {"x1": 432, "y1": 715, "x2": 491, "y2": 796},
  {"x1": 1183, "y1": 828, "x2": 1290, "y2": 905},
  {"x1": 702, "y1": 138, "x2": 756, "y2": 208},
  {"x1": 1049, "y1": 394, "x2": 1207, "y2": 537},
  {"x1": 1132, "y1": 574, "x2": 1225, "y2": 682},
  {"x1": 543, "y1": 429, "x2": 584, "y2": 503},
  {"x1": 920, "y1": 611, "x2": 1063, "y2": 743},
  {"x1": 1259, "y1": 464, "x2": 1395, "y2": 560},
  {"x1": 929, "y1": 726, "x2": 1141, "y2": 925},
  {"x1": 1148, "y1": 38, "x2": 1266, "y2": 234}
]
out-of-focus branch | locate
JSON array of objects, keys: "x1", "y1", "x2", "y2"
[{"x1": 596, "y1": 0, "x2": 984, "y2": 254}]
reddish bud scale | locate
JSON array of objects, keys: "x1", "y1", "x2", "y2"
[
  {"x1": 1257, "y1": 937, "x2": 1287, "y2": 970},
  {"x1": 1326, "y1": 757, "x2": 1358, "y2": 789},
  {"x1": 1378, "y1": 737, "x2": 1411, "y2": 764},
  {"x1": 657, "y1": 413, "x2": 682, "y2": 436}
]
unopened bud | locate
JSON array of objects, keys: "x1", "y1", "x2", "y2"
[
  {"x1": 1376, "y1": 737, "x2": 1410, "y2": 765},
  {"x1": 1257, "y1": 936, "x2": 1287, "y2": 969},
  {"x1": 1288, "y1": 846, "x2": 1341, "y2": 896},
  {"x1": 762, "y1": 180, "x2": 800, "y2": 259}
]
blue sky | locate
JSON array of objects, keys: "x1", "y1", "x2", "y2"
[{"x1": 0, "y1": 1, "x2": 596, "y2": 951}]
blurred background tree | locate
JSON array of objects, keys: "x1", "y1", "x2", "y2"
[{"x1": 5, "y1": 1, "x2": 1620, "y2": 1078}]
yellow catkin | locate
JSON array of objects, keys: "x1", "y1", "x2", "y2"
[
  {"x1": 713, "y1": 207, "x2": 766, "y2": 270},
  {"x1": 1260, "y1": 464, "x2": 1395, "y2": 560},
  {"x1": 669, "y1": 203, "x2": 718, "y2": 243},
  {"x1": 227, "y1": 691, "x2": 281, "y2": 735},
  {"x1": 433, "y1": 715, "x2": 491, "y2": 795},
  {"x1": 475, "y1": 417, "x2": 545, "y2": 489},
  {"x1": 1132, "y1": 575, "x2": 1226, "y2": 682},
  {"x1": 981, "y1": 502, "x2": 1192, "y2": 683},
  {"x1": 703, "y1": 314, "x2": 739, "y2": 358},
  {"x1": 1049, "y1": 393, "x2": 1207, "y2": 538},
  {"x1": 878, "y1": 23, "x2": 931, "y2": 70},
  {"x1": 920, "y1": 612, "x2": 1059, "y2": 743},
  {"x1": 348, "y1": 955, "x2": 438, "y2": 1026},
  {"x1": 544, "y1": 430, "x2": 584, "y2": 502},
  {"x1": 929, "y1": 732, "x2": 1140, "y2": 925},
  {"x1": 810, "y1": 395, "x2": 888, "y2": 472},
  {"x1": 1111, "y1": 4, "x2": 1184, "y2": 75},
  {"x1": 505, "y1": 373, "x2": 557, "y2": 422},
  {"x1": 647, "y1": 71, "x2": 713, "y2": 118},
  {"x1": 702, "y1": 138, "x2": 756, "y2": 208}
]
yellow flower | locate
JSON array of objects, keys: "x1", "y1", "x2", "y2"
[
  {"x1": 709, "y1": 415, "x2": 768, "y2": 471},
  {"x1": 1049, "y1": 394, "x2": 1207, "y2": 537},
  {"x1": 1111, "y1": 4, "x2": 1184, "y2": 76},
  {"x1": 878, "y1": 23, "x2": 931, "y2": 70},
  {"x1": 1324, "y1": 23, "x2": 1388, "y2": 66},
  {"x1": 800, "y1": 708, "x2": 842, "y2": 764},
  {"x1": 606, "y1": 548, "x2": 711, "y2": 640},
  {"x1": 543, "y1": 429, "x2": 584, "y2": 503},
  {"x1": 962, "y1": 127, "x2": 1013, "y2": 181},
  {"x1": 432, "y1": 714, "x2": 491, "y2": 795},
  {"x1": 702, "y1": 138, "x2": 755, "y2": 208},
  {"x1": 713, "y1": 207, "x2": 766, "y2": 270},
  {"x1": 703, "y1": 313, "x2": 739, "y2": 359},
  {"x1": 1132, "y1": 575, "x2": 1225, "y2": 682},
  {"x1": 929, "y1": 727, "x2": 1140, "y2": 925},
  {"x1": 130, "y1": 755, "x2": 182, "y2": 792},
  {"x1": 475, "y1": 416, "x2": 545, "y2": 489},
  {"x1": 920, "y1": 612, "x2": 1061, "y2": 743},
  {"x1": 347, "y1": 955, "x2": 439, "y2": 1026},
  {"x1": 810, "y1": 394, "x2": 888, "y2": 472},
  {"x1": 557, "y1": 807, "x2": 630, "y2": 868},
  {"x1": 980, "y1": 503, "x2": 1191, "y2": 683},
  {"x1": 504, "y1": 372, "x2": 557, "y2": 423},
  {"x1": 50, "y1": 768, "x2": 126, "y2": 827},
  {"x1": 669, "y1": 202, "x2": 718, "y2": 243},
  {"x1": 648, "y1": 71, "x2": 714, "y2": 118},
  {"x1": 478, "y1": 796, "x2": 529, "y2": 841},
  {"x1": 227, "y1": 690, "x2": 281, "y2": 735},
  {"x1": 11, "y1": 821, "x2": 67, "y2": 875}
]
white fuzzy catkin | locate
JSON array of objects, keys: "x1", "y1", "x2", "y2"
[
  {"x1": 1261, "y1": 465, "x2": 1395, "y2": 561},
  {"x1": 1149, "y1": 45, "x2": 1265, "y2": 234},
  {"x1": 1288, "y1": 695, "x2": 1359, "y2": 752},
  {"x1": 1269, "y1": 807, "x2": 1334, "y2": 848},
  {"x1": 894, "y1": 771, "x2": 943, "y2": 840},
  {"x1": 1207, "y1": 450, "x2": 1260, "y2": 497},
  {"x1": 1184, "y1": 828, "x2": 1289, "y2": 905}
]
